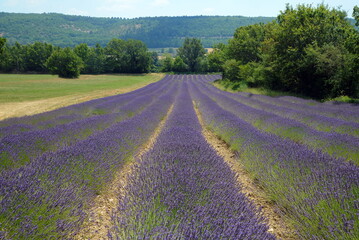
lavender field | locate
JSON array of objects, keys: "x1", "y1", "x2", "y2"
[{"x1": 1, "y1": 75, "x2": 359, "y2": 239}]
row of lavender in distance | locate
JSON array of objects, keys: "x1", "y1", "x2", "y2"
[
  {"x1": 228, "y1": 90, "x2": 359, "y2": 138},
  {"x1": 0, "y1": 76, "x2": 171, "y2": 139},
  {"x1": 197, "y1": 80, "x2": 359, "y2": 163},
  {"x1": 110, "y1": 79, "x2": 274, "y2": 239},
  {"x1": 189, "y1": 77, "x2": 359, "y2": 239},
  {"x1": 237, "y1": 91, "x2": 359, "y2": 124},
  {"x1": 0, "y1": 80, "x2": 178, "y2": 239},
  {"x1": 0, "y1": 79, "x2": 174, "y2": 172}
]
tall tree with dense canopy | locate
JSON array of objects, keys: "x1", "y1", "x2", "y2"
[
  {"x1": 227, "y1": 24, "x2": 266, "y2": 64},
  {"x1": 23, "y1": 42, "x2": 55, "y2": 72},
  {"x1": 46, "y1": 47, "x2": 84, "y2": 78},
  {"x1": 267, "y1": 4, "x2": 357, "y2": 98},
  {"x1": 177, "y1": 38, "x2": 206, "y2": 72},
  {"x1": 105, "y1": 39, "x2": 152, "y2": 73}
]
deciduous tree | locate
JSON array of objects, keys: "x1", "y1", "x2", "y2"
[
  {"x1": 46, "y1": 47, "x2": 84, "y2": 78},
  {"x1": 177, "y1": 38, "x2": 206, "y2": 72}
]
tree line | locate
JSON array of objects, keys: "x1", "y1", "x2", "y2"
[
  {"x1": 207, "y1": 4, "x2": 359, "y2": 99},
  {"x1": 0, "y1": 39, "x2": 154, "y2": 78},
  {"x1": 0, "y1": 36, "x2": 212, "y2": 78}
]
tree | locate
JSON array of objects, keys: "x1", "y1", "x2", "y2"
[
  {"x1": 125, "y1": 39, "x2": 152, "y2": 73},
  {"x1": 208, "y1": 43, "x2": 227, "y2": 72},
  {"x1": 223, "y1": 59, "x2": 240, "y2": 82},
  {"x1": 354, "y1": 6, "x2": 359, "y2": 26},
  {"x1": 105, "y1": 39, "x2": 152, "y2": 73},
  {"x1": 267, "y1": 4, "x2": 355, "y2": 98},
  {"x1": 160, "y1": 54, "x2": 173, "y2": 72},
  {"x1": 177, "y1": 38, "x2": 206, "y2": 72},
  {"x1": 172, "y1": 56, "x2": 187, "y2": 72},
  {"x1": 23, "y1": 42, "x2": 54, "y2": 72},
  {"x1": 86, "y1": 44, "x2": 106, "y2": 74},
  {"x1": 227, "y1": 24, "x2": 266, "y2": 64},
  {"x1": 46, "y1": 47, "x2": 84, "y2": 78},
  {"x1": 74, "y1": 43, "x2": 91, "y2": 73},
  {"x1": 0, "y1": 37, "x2": 6, "y2": 55}
]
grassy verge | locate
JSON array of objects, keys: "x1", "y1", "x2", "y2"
[
  {"x1": 0, "y1": 73, "x2": 164, "y2": 120},
  {"x1": 212, "y1": 79, "x2": 307, "y2": 97},
  {"x1": 0, "y1": 73, "x2": 164, "y2": 103}
]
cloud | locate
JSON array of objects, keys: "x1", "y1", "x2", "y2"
[{"x1": 152, "y1": 0, "x2": 169, "y2": 7}]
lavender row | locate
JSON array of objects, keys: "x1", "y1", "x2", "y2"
[
  {"x1": 197, "y1": 80, "x2": 359, "y2": 163},
  {"x1": 110, "y1": 79, "x2": 274, "y2": 239},
  {"x1": 0, "y1": 77, "x2": 171, "y2": 138},
  {"x1": 189, "y1": 78, "x2": 359, "y2": 239},
  {"x1": 0, "y1": 80, "x2": 174, "y2": 172},
  {"x1": 237, "y1": 92, "x2": 359, "y2": 124},
  {"x1": 0, "y1": 81, "x2": 178, "y2": 239},
  {"x1": 229, "y1": 91, "x2": 359, "y2": 138}
]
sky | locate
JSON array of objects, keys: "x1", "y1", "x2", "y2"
[{"x1": 0, "y1": 0, "x2": 357, "y2": 18}]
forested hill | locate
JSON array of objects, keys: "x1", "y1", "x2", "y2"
[{"x1": 0, "y1": 12, "x2": 274, "y2": 48}]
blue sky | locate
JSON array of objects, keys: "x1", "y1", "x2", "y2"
[{"x1": 0, "y1": 0, "x2": 357, "y2": 18}]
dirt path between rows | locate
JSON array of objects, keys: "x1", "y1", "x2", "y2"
[
  {"x1": 194, "y1": 103, "x2": 299, "y2": 240},
  {"x1": 74, "y1": 105, "x2": 174, "y2": 240}
]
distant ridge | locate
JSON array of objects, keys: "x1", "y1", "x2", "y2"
[{"x1": 0, "y1": 12, "x2": 275, "y2": 48}]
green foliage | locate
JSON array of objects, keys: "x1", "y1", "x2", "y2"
[
  {"x1": 0, "y1": 13, "x2": 274, "y2": 48},
  {"x1": 105, "y1": 39, "x2": 152, "y2": 73},
  {"x1": 220, "y1": 4, "x2": 359, "y2": 100},
  {"x1": 227, "y1": 23, "x2": 266, "y2": 64},
  {"x1": 222, "y1": 59, "x2": 240, "y2": 82},
  {"x1": 160, "y1": 54, "x2": 173, "y2": 72},
  {"x1": 46, "y1": 47, "x2": 84, "y2": 78},
  {"x1": 207, "y1": 43, "x2": 227, "y2": 72},
  {"x1": 23, "y1": 42, "x2": 55, "y2": 72},
  {"x1": 86, "y1": 44, "x2": 106, "y2": 74},
  {"x1": 172, "y1": 56, "x2": 187, "y2": 72},
  {"x1": 354, "y1": 6, "x2": 359, "y2": 26},
  {"x1": 0, "y1": 37, "x2": 6, "y2": 54},
  {"x1": 177, "y1": 38, "x2": 206, "y2": 72},
  {"x1": 268, "y1": 4, "x2": 355, "y2": 98}
]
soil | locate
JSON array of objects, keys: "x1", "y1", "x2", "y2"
[
  {"x1": 194, "y1": 104, "x2": 299, "y2": 240},
  {"x1": 73, "y1": 105, "x2": 174, "y2": 240}
]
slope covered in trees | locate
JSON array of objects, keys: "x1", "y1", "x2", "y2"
[{"x1": 0, "y1": 12, "x2": 274, "y2": 48}]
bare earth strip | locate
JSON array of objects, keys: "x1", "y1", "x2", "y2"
[
  {"x1": 74, "y1": 105, "x2": 174, "y2": 240},
  {"x1": 194, "y1": 104, "x2": 299, "y2": 240},
  {"x1": 0, "y1": 86, "x2": 150, "y2": 121}
]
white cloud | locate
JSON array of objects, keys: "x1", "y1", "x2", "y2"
[{"x1": 152, "y1": 0, "x2": 169, "y2": 7}]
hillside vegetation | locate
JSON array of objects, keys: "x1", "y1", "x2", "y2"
[{"x1": 0, "y1": 12, "x2": 274, "y2": 48}]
